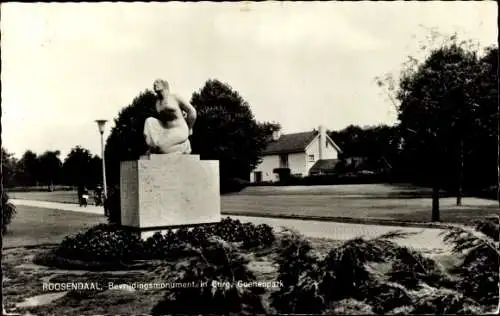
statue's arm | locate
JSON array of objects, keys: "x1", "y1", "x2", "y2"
[{"x1": 175, "y1": 95, "x2": 197, "y2": 131}]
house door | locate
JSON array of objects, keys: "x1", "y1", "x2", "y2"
[
  {"x1": 279, "y1": 154, "x2": 289, "y2": 168},
  {"x1": 254, "y1": 171, "x2": 262, "y2": 183}
]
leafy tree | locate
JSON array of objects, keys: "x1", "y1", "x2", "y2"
[
  {"x1": 37, "y1": 150, "x2": 63, "y2": 191},
  {"x1": 465, "y1": 47, "x2": 498, "y2": 202},
  {"x1": 89, "y1": 155, "x2": 103, "y2": 188},
  {"x1": 1, "y1": 148, "x2": 19, "y2": 187},
  {"x1": 329, "y1": 124, "x2": 400, "y2": 173},
  {"x1": 329, "y1": 125, "x2": 365, "y2": 159},
  {"x1": 376, "y1": 32, "x2": 497, "y2": 219},
  {"x1": 397, "y1": 39, "x2": 484, "y2": 207},
  {"x1": 104, "y1": 90, "x2": 157, "y2": 185},
  {"x1": 18, "y1": 150, "x2": 40, "y2": 186},
  {"x1": 62, "y1": 146, "x2": 101, "y2": 188},
  {"x1": 258, "y1": 121, "x2": 282, "y2": 143},
  {"x1": 190, "y1": 79, "x2": 281, "y2": 185}
]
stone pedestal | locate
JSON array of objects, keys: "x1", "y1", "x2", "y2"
[{"x1": 120, "y1": 154, "x2": 221, "y2": 239}]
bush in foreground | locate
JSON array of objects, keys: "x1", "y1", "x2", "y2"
[
  {"x1": 47, "y1": 216, "x2": 497, "y2": 314},
  {"x1": 388, "y1": 246, "x2": 451, "y2": 290},
  {"x1": 271, "y1": 224, "x2": 497, "y2": 315},
  {"x1": 211, "y1": 217, "x2": 275, "y2": 249},
  {"x1": 271, "y1": 230, "x2": 325, "y2": 314},
  {"x1": 2, "y1": 191, "x2": 17, "y2": 234},
  {"x1": 55, "y1": 224, "x2": 142, "y2": 263},
  {"x1": 411, "y1": 287, "x2": 483, "y2": 314},
  {"x1": 52, "y1": 218, "x2": 275, "y2": 264},
  {"x1": 442, "y1": 217, "x2": 499, "y2": 308},
  {"x1": 151, "y1": 237, "x2": 266, "y2": 315}
]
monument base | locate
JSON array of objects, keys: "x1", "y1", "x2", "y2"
[{"x1": 120, "y1": 154, "x2": 221, "y2": 239}]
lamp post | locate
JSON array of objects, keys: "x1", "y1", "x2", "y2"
[{"x1": 95, "y1": 120, "x2": 108, "y2": 200}]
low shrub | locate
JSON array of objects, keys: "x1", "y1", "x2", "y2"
[
  {"x1": 140, "y1": 231, "x2": 195, "y2": 260},
  {"x1": 7, "y1": 185, "x2": 74, "y2": 192},
  {"x1": 474, "y1": 216, "x2": 499, "y2": 241},
  {"x1": 411, "y1": 288, "x2": 483, "y2": 314},
  {"x1": 220, "y1": 177, "x2": 249, "y2": 194},
  {"x1": 442, "y1": 218, "x2": 499, "y2": 308},
  {"x1": 147, "y1": 218, "x2": 276, "y2": 250},
  {"x1": 210, "y1": 217, "x2": 275, "y2": 249},
  {"x1": 271, "y1": 230, "x2": 325, "y2": 314},
  {"x1": 270, "y1": 229, "x2": 475, "y2": 315},
  {"x1": 329, "y1": 298, "x2": 375, "y2": 315},
  {"x1": 364, "y1": 282, "x2": 413, "y2": 314},
  {"x1": 262, "y1": 172, "x2": 391, "y2": 186},
  {"x1": 386, "y1": 305, "x2": 415, "y2": 315},
  {"x1": 273, "y1": 168, "x2": 291, "y2": 183},
  {"x1": 53, "y1": 218, "x2": 276, "y2": 264},
  {"x1": 476, "y1": 185, "x2": 497, "y2": 201},
  {"x1": 151, "y1": 237, "x2": 266, "y2": 315},
  {"x1": 2, "y1": 191, "x2": 17, "y2": 234},
  {"x1": 388, "y1": 246, "x2": 452, "y2": 290},
  {"x1": 180, "y1": 226, "x2": 214, "y2": 247},
  {"x1": 55, "y1": 224, "x2": 142, "y2": 263},
  {"x1": 319, "y1": 231, "x2": 411, "y2": 302}
]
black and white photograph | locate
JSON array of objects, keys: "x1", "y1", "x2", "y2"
[{"x1": 1, "y1": 1, "x2": 498, "y2": 315}]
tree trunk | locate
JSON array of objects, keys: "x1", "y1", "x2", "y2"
[
  {"x1": 432, "y1": 153, "x2": 440, "y2": 222},
  {"x1": 432, "y1": 182, "x2": 440, "y2": 222},
  {"x1": 456, "y1": 139, "x2": 464, "y2": 206}
]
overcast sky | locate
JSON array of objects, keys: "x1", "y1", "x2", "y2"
[{"x1": 1, "y1": 2, "x2": 497, "y2": 159}]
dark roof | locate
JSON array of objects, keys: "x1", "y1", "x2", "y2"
[
  {"x1": 309, "y1": 159, "x2": 340, "y2": 174},
  {"x1": 263, "y1": 131, "x2": 317, "y2": 155}
]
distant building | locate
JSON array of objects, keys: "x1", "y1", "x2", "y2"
[{"x1": 250, "y1": 125, "x2": 342, "y2": 183}]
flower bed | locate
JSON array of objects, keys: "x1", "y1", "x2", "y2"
[{"x1": 35, "y1": 218, "x2": 276, "y2": 269}]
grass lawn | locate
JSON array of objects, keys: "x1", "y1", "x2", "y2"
[
  {"x1": 3, "y1": 206, "x2": 106, "y2": 248},
  {"x1": 10, "y1": 184, "x2": 500, "y2": 224},
  {"x1": 10, "y1": 190, "x2": 93, "y2": 205},
  {"x1": 2, "y1": 246, "x2": 166, "y2": 315}
]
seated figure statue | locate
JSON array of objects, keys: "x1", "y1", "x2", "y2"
[{"x1": 144, "y1": 79, "x2": 197, "y2": 154}]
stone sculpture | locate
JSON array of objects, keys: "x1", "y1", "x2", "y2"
[
  {"x1": 121, "y1": 79, "x2": 220, "y2": 239},
  {"x1": 143, "y1": 79, "x2": 197, "y2": 154}
]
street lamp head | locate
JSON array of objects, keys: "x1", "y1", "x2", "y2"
[{"x1": 95, "y1": 120, "x2": 108, "y2": 134}]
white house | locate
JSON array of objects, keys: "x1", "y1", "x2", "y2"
[{"x1": 250, "y1": 125, "x2": 342, "y2": 183}]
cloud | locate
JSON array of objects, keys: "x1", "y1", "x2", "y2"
[{"x1": 212, "y1": 2, "x2": 385, "y2": 53}]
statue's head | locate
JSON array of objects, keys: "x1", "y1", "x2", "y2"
[{"x1": 153, "y1": 79, "x2": 169, "y2": 95}]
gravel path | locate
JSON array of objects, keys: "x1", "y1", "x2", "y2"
[{"x1": 10, "y1": 199, "x2": 452, "y2": 252}]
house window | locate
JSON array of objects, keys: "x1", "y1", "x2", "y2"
[
  {"x1": 279, "y1": 154, "x2": 289, "y2": 168},
  {"x1": 308, "y1": 154, "x2": 315, "y2": 162}
]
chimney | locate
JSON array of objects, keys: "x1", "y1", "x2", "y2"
[
  {"x1": 272, "y1": 130, "x2": 281, "y2": 141},
  {"x1": 318, "y1": 125, "x2": 325, "y2": 160}
]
